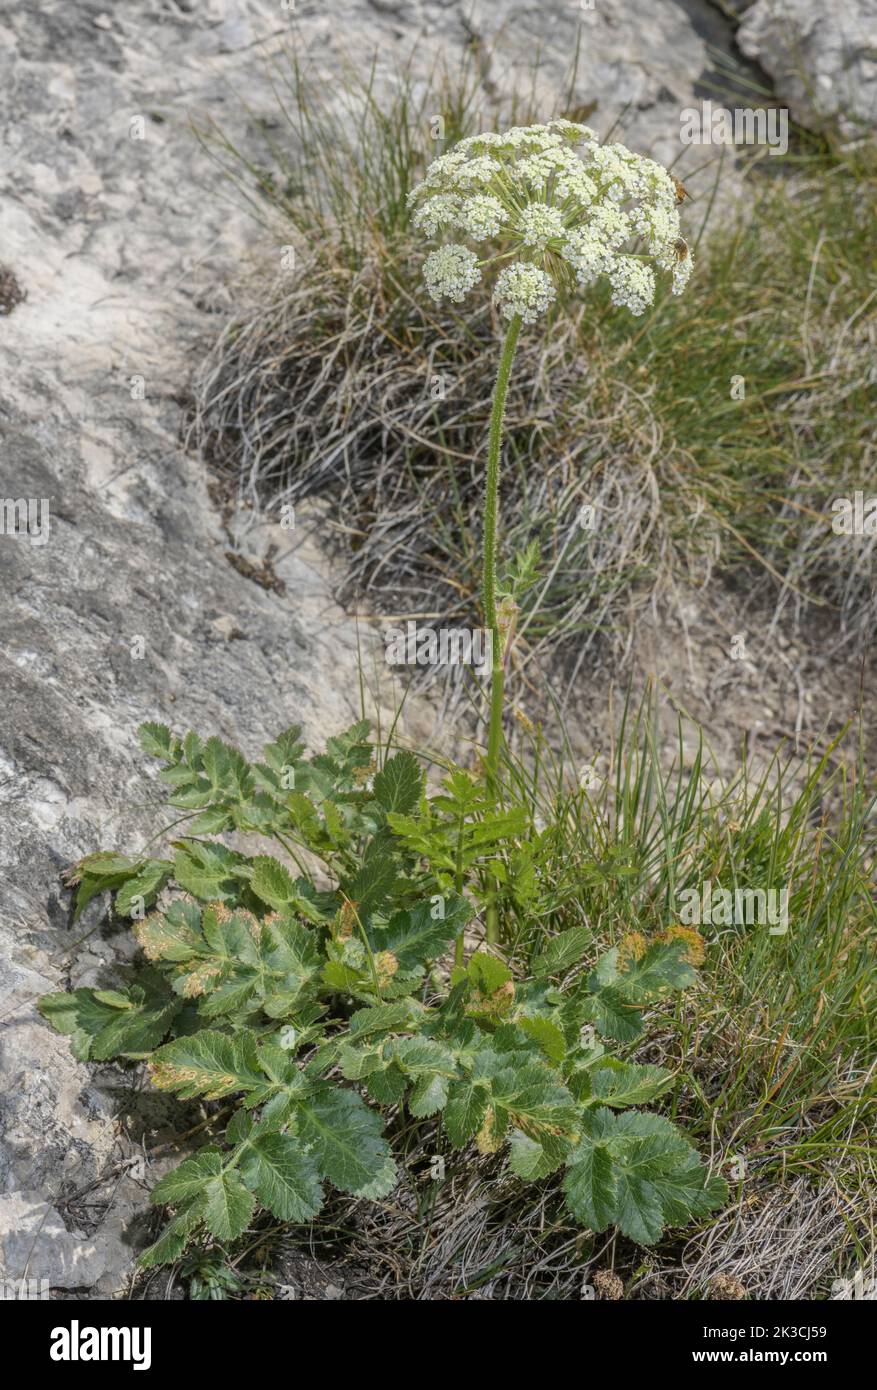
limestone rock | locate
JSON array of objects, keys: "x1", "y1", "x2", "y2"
[{"x1": 738, "y1": 0, "x2": 877, "y2": 139}]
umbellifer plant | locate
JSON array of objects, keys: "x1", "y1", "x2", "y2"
[
  {"x1": 40, "y1": 720, "x2": 725, "y2": 1268},
  {"x1": 409, "y1": 120, "x2": 693, "y2": 942}
]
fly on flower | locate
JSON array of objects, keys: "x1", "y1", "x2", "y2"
[{"x1": 408, "y1": 120, "x2": 694, "y2": 320}]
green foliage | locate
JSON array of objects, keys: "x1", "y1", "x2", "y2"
[{"x1": 40, "y1": 719, "x2": 726, "y2": 1270}]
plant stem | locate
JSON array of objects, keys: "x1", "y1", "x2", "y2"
[
  {"x1": 483, "y1": 312, "x2": 522, "y2": 944},
  {"x1": 454, "y1": 809, "x2": 466, "y2": 968}
]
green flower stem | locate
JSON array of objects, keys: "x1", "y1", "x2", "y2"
[
  {"x1": 483, "y1": 312, "x2": 522, "y2": 944},
  {"x1": 454, "y1": 809, "x2": 466, "y2": 969}
]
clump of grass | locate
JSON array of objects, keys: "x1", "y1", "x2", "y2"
[
  {"x1": 496, "y1": 689, "x2": 874, "y2": 1296},
  {"x1": 192, "y1": 53, "x2": 876, "y2": 700}
]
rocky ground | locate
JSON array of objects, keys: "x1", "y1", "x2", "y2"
[{"x1": 0, "y1": 0, "x2": 872, "y2": 1298}]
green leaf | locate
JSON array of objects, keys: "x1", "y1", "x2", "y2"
[
  {"x1": 590, "y1": 1060, "x2": 674, "y2": 1108},
  {"x1": 173, "y1": 849, "x2": 235, "y2": 902},
  {"x1": 139, "y1": 722, "x2": 177, "y2": 759},
  {"x1": 202, "y1": 736, "x2": 232, "y2": 789},
  {"x1": 115, "y1": 859, "x2": 172, "y2": 917},
  {"x1": 138, "y1": 1203, "x2": 206, "y2": 1268},
  {"x1": 591, "y1": 940, "x2": 697, "y2": 1003},
  {"x1": 151, "y1": 1149, "x2": 224, "y2": 1206},
  {"x1": 73, "y1": 852, "x2": 145, "y2": 881},
  {"x1": 347, "y1": 1003, "x2": 416, "y2": 1040},
  {"x1": 562, "y1": 1111, "x2": 617, "y2": 1229},
  {"x1": 149, "y1": 1030, "x2": 264, "y2": 1101},
  {"x1": 408, "y1": 1072, "x2": 449, "y2": 1118},
  {"x1": 293, "y1": 1085, "x2": 396, "y2": 1198},
  {"x1": 203, "y1": 1168, "x2": 255, "y2": 1243},
  {"x1": 343, "y1": 855, "x2": 397, "y2": 916},
  {"x1": 444, "y1": 1079, "x2": 489, "y2": 1148},
  {"x1": 38, "y1": 977, "x2": 180, "y2": 1060},
  {"x1": 468, "y1": 952, "x2": 513, "y2": 993},
  {"x1": 508, "y1": 1127, "x2": 571, "y2": 1180},
  {"x1": 188, "y1": 808, "x2": 233, "y2": 835},
  {"x1": 373, "y1": 751, "x2": 422, "y2": 815},
  {"x1": 262, "y1": 726, "x2": 305, "y2": 777},
  {"x1": 238, "y1": 1133, "x2": 324, "y2": 1222},
  {"x1": 377, "y1": 895, "x2": 470, "y2": 970},
  {"x1": 68, "y1": 853, "x2": 149, "y2": 921},
  {"x1": 250, "y1": 855, "x2": 297, "y2": 911},
  {"x1": 362, "y1": 1063, "x2": 407, "y2": 1105},
  {"x1": 532, "y1": 925, "x2": 592, "y2": 979},
  {"x1": 564, "y1": 1108, "x2": 727, "y2": 1244},
  {"x1": 134, "y1": 901, "x2": 205, "y2": 963},
  {"x1": 518, "y1": 1015, "x2": 566, "y2": 1064},
  {"x1": 617, "y1": 939, "x2": 698, "y2": 998},
  {"x1": 578, "y1": 985, "x2": 644, "y2": 1043}
]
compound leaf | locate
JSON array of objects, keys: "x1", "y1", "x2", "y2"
[
  {"x1": 373, "y1": 751, "x2": 422, "y2": 815},
  {"x1": 238, "y1": 1132, "x2": 324, "y2": 1222}
]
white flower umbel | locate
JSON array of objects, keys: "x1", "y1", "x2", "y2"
[
  {"x1": 422, "y1": 244, "x2": 481, "y2": 304},
  {"x1": 457, "y1": 194, "x2": 507, "y2": 240},
  {"x1": 411, "y1": 122, "x2": 695, "y2": 947},
  {"x1": 410, "y1": 120, "x2": 692, "y2": 319},
  {"x1": 494, "y1": 264, "x2": 556, "y2": 323},
  {"x1": 517, "y1": 203, "x2": 567, "y2": 249},
  {"x1": 411, "y1": 193, "x2": 462, "y2": 237}
]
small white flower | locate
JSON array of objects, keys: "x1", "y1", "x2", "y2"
[
  {"x1": 411, "y1": 193, "x2": 462, "y2": 237},
  {"x1": 554, "y1": 166, "x2": 599, "y2": 206},
  {"x1": 452, "y1": 155, "x2": 503, "y2": 187},
  {"x1": 457, "y1": 194, "x2": 506, "y2": 240},
  {"x1": 630, "y1": 202, "x2": 681, "y2": 255},
  {"x1": 672, "y1": 244, "x2": 694, "y2": 294},
  {"x1": 517, "y1": 203, "x2": 567, "y2": 248},
  {"x1": 422, "y1": 243, "x2": 481, "y2": 304},
  {"x1": 587, "y1": 202, "x2": 632, "y2": 248},
  {"x1": 418, "y1": 151, "x2": 467, "y2": 188},
  {"x1": 516, "y1": 146, "x2": 580, "y2": 187},
  {"x1": 493, "y1": 263, "x2": 556, "y2": 323},
  {"x1": 561, "y1": 228, "x2": 613, "y2": 286},
  {"x1": 607, "y1": 256, "x2": 656, "y2": 315}
]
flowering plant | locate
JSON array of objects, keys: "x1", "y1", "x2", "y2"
[
  {"x1": 410, "y1": 119, "x2": 693, "y2": 320},
  {"x1": 411, "y1": 122, "x2": 693, "y2": 941}
]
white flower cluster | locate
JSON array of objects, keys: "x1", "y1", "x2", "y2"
[
  {"x1": 422, "y1": 244, "x2": 481, "y2": 303},
  {"x1": 409, "y1": 120, "x2": 693, "y2": 321},
  {"x1": 494, "y1": 264, "x2": 556, "y2": 323}
]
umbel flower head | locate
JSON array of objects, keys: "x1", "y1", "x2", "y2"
[{"x1": 409, "y1": 120, "x2": 693, "y2": 322}]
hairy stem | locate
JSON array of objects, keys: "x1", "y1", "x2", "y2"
[
  {"x1": 454, "y1": 809, "x2": 466, "y2": 969},
  {"x1": 483, "y1": 312, "x2": 522, "y2": 944}
]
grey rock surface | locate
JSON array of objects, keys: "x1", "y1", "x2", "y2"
[
  {"x1": 0, "y1": 1190, "x2": 116, "y2": 1292},
  {"x1": 0, "y1": 0, "x2": 764, "y2": 1295},
  {"x1": 738, "y1": 0, "x2": 877, "y2": 139}
]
